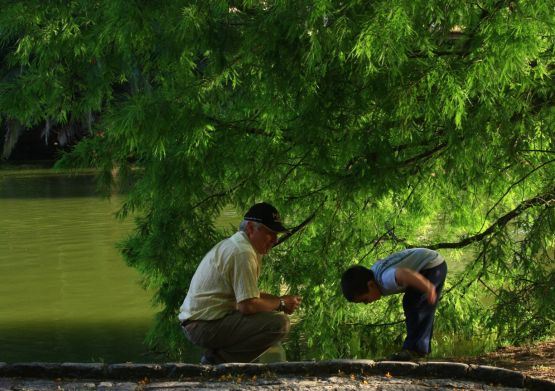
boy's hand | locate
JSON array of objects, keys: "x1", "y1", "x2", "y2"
[
  {"x1": 395, "y1": 268, "x2": 437, "y2": 304},
  {"x1": 426, "y1": 286, "x2": 437, "y2": 304}
]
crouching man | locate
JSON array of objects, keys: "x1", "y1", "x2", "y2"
[{"x1": 179, "y1": 202, "x2": 302, "y2": 364}]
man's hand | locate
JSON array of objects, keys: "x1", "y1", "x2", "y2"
[
  {"x1": 238, "y1": 294, "x2": 302, "y2": 315},
  {"x1": 280, "y1": 295, "x2": 302, "y2": 314}
]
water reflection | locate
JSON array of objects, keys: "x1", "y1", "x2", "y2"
[
  {"x1": 0, "y1": 171, "x2": 173, "y2": 363},
  {"x1": 0, "y1": 320, "x2": 161, "y2": 363},
  {"x1": 0, "y1": 172, "x2": 100, "y2": 198}
]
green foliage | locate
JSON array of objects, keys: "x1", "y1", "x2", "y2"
[{"x1": 1, "y1": 0, "x2": 554, "y2": 360}]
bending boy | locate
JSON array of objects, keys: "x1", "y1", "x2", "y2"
[{"x1": 341, "y1": 248, "x2": 447, "y2": 359}]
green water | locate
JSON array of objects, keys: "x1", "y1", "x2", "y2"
[
  {"x1": 0, "y1": 170, "x2": 166, "y2": 363},
  {"x1": 0, "y1": 168, "x2": 286, "y2": 364}
]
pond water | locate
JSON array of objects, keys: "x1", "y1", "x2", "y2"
[
  {"x1": 0, "y1": 169, "x2": 169, "y2": 363},
  {"x1": 0, "y1": 169, "x2": 293, "y2": 364}
]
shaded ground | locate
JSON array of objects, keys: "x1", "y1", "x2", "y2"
[
  {"x1": 452, "y1": 339, "x2": 555, "y2": 381},
  {"x1": 1, "y1": 360, "x2": 549, "y2": 390},
  {"x1": 0, "y1": 375, "x2": 534, "y2": 390}
]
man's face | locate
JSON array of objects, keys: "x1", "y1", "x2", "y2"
[
  {"x1": 352, "y1": 281, "x2": 382, "y2": 304},
  {"x1": 246, "y1": 222, "x2": 279, "y2": 255}
]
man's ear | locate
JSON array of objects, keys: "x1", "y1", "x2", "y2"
[{"x1": 367, "y1": 280, "x2": 375, "y2": 292}]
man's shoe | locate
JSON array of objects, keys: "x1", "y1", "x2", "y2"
[
  {"x1": 200, "y1": 355, "x2": 216, "y2": 365},
  {"x1": 387, "y1": 349, "x2": 426, "y2": 361},
  {"x1": 200, "y1": 356, "x2": 216, "y2": 365},
  {"x1": 200, "y1": 349, "x2": 223, "y2": 365}
]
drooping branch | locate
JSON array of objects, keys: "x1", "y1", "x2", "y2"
[
  {"x1": 344, "y1": 320, "x2": 404, "y2": 328},
  {"x1": 192, "y1": 178, "x2": 249, "y2": 210},
  {"x1": 275, "y1": 201, "x2": 325, "y2": 247},
  {"x1": 397, "y1": 142, "x2": 448, "y2": 166},
  {"x1": 481, "y1": 159, "x2": 555, "y2": 229},
  {"x1": 416, "y1": 187, "x2": 555, "y2": 250},
  {"x1": 276, "y1": 151, "x2": 310, "y2": 189},
  {"x1": 346, "y1": 131, "x2": 447, "y2": 172}
]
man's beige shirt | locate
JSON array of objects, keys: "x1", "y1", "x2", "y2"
[{"x1": 178, "y1": 231, "x2": 262, "y2": 321}]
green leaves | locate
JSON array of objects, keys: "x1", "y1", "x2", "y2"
[{"x1": 2, "y1": 0, "x2": 554, "y2": 360}]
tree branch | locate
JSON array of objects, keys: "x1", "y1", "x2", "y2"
[
  {"x1": 480, "y1": 159, "x2": 555, "y2": 231},
  {"x1": 275, "y1": 201, "x2": 324, "y2": 247},
  {"x1": 192, "y1": 178, "x2": 249, "y2": 210},
  {"x1": 415, "y1": 187, "x2": 555, "y2": 250},
  {"x1": 397, "y1": 142, "x2": 448, "y2": 166},
  {"x1": 344, "y1": 320, "x2": 404, "y2": 328}
]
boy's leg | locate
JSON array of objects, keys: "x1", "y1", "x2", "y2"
[
  {"x1": 183, "y1": 310, "x2": 290, "y2": 363},
  {"x1": 401, "y1": 261, "x2": 448, "y2": 355}
]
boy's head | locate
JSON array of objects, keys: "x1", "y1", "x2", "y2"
[{"x1": 341, "y1": 265, "x2": 382, "y2": 303}]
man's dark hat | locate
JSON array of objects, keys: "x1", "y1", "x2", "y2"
[{"x1": 244, "y1": 202, "x2": 287, "y2": 232}]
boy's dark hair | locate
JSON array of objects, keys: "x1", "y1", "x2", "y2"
[{"x1": 341, "y1": 265, "x2": 374, "y2": 302}]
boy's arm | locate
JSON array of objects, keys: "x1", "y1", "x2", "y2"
[{"x1": 394, "y1": 268, "x2": 437, "y2": 304}]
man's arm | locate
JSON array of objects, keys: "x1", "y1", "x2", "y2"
[
  {"x1": 237, "y1": 293, "x2": 301, "y2": 315},
  {"x1": 394, "y1": 268, "x2": 437, "y2": 304}
]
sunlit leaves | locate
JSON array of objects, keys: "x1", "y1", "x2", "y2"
[{"x1": 1, "y1": 0, "x2": 554, "y2": 360}]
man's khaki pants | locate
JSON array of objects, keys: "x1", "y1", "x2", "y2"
[{"x1": 182, "y1": 310, "x2": 290, "y2": 363}]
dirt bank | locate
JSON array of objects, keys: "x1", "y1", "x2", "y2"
[{"x1": 451, "y1": 338, "x2": 555, "y2": 381}]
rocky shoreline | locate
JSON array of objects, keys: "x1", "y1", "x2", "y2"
[{"x1": 1, "y1": 360, "x2": 554, "y2": 390}]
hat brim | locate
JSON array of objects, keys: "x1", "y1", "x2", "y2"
[
  {"x1": 244, "y1": 216, "x2": 288, "y2": 233},
  {"x1": 264, "y1": 222, "x2": 288, "y2": 233}
]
